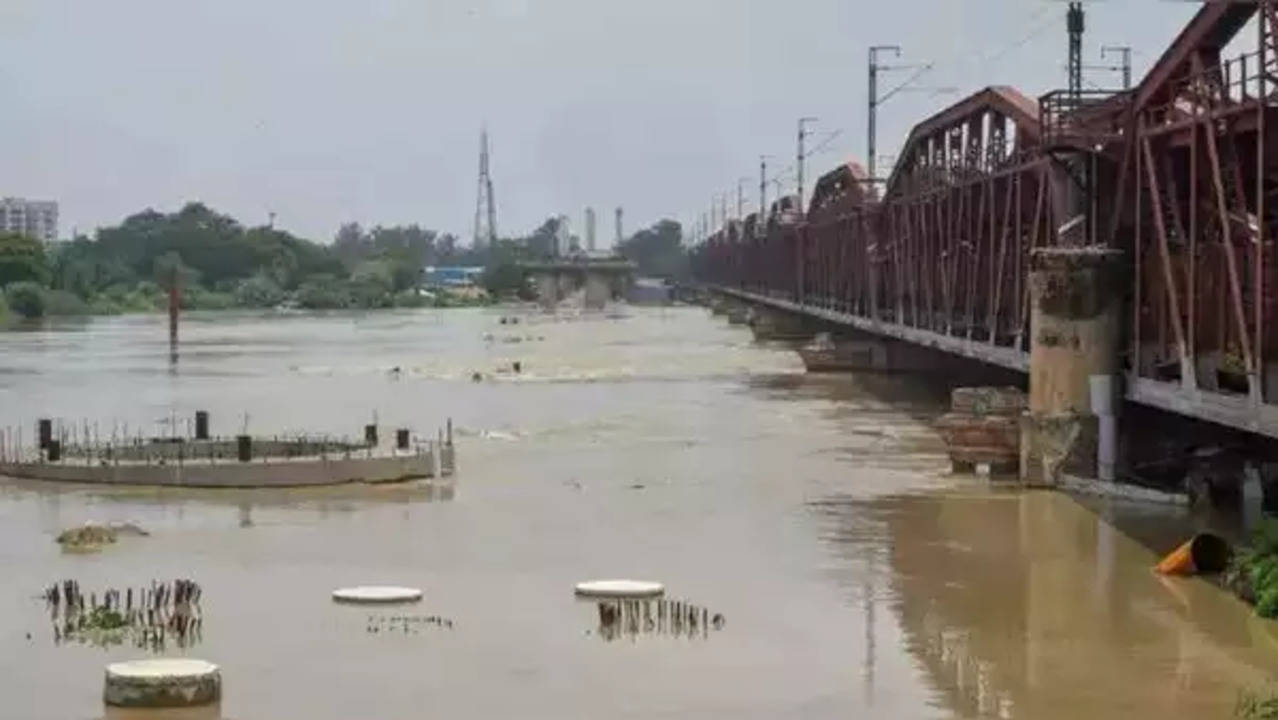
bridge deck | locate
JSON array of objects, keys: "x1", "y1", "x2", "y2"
[{"x1": 714, "y1": 285, "x2": 1278, "y2": 440}]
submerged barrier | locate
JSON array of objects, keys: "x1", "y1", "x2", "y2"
[{"x1": 0, "y1": 413, "x2": 457, "y2": 488}]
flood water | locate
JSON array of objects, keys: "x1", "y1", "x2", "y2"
[{"x1": 2, "y1": 306, "x2": 1277, "y2": 719}]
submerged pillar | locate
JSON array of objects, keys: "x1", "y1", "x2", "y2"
[
  {"x1": 583, "y1": 272, "x2": 610, "y2": 310},
  {"x1": 1021, "y1": 247, "x2": 1123, "y2": 485},
  {"x1": 750, "y1": 306, "x2": 810, "y2": 341},
  {"x1": 534, "y1": 272, "x2": 560, "y2": 310}
]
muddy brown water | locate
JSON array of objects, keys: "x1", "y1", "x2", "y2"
[{"x1": 1, "y1": 306, "x2": 1277, "y2": 719}]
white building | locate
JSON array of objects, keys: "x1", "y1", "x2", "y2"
[{"x1": 0, "y1": 198, "x2": 58, "y2": 242}]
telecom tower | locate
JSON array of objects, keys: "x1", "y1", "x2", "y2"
[
  {"x1": 1067, "y1": 2, "x2": 1084, "y2": 99},
  {"x1": 472, "y1": 127, "x2": 497, "y2": 249}
]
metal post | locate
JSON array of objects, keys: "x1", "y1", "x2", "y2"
[
  {"x1": 797, "y1": 116, "x2": 818, "y2": 212},
  {"x1": 759, "y1": 156, "x2": 768, "y2": 228},
  {"x1": 1067, "y1": 2, "x2": 1084, "y2": 99},
  {"x1": 1102, "y1": 46, "x2": 1132, "y2": 90},
  {"x1": 868, "y1": 46, "x2": 901, "y2": 185},
  {"x1": 168, "y1": 265, "x2": 179, "y2": 363}
]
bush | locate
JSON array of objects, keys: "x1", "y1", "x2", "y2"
[
  {"x1": 295, "y1": 275, "x2": 350, "y2": 309},
  {"x1": 4, "y1": 281, "x2": 47, "y2": 317},
  {"x1": 234, "y1": 275, "x2": 285, "y2": 308},
  {"x1": 45, "y1": 289, "x2": 89, "y2": 316},
  {"x1": 182, "y1": 286, "x2": 235, "y2": 310},
  {"x1": 1259, "y1": 585, "x2": 1278, "y2": 619},
  {"x1": 394, "y1": 290, "x2": 430, "y2": 308}
]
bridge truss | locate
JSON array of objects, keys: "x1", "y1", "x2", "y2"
[{"x1": 692, "y1": 2, "x2": 1278, "y2": 438}]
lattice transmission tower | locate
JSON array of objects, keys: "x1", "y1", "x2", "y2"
[{"x1": 473, "y1": 127, "x2": 498, "y2": 249}]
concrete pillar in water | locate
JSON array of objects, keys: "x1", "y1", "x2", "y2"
[
  {"x1": 534, "y1": 273, "x2": 559, "y2": 310},
  {"x1": 750, "y1": 306, "x2": 810, "y2": 341},
  {"x1": 1021, "y1": 247, "x2": 1123, "y2": 485},
  {"x1": 236, "y1": 435, "x2": 252, "y2": 463},
  {"x1": 104, "y1": 658, "x2": 221, "y2": 709},
  {"x1": 583, "y1": 273, "x2": 610, "y2": 310}
]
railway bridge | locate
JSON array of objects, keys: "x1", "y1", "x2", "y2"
[{"x1": 691, "y1": 3, "x2": 1278, "y2": 487}]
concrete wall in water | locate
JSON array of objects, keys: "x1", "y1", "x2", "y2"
[{"x1": 0, "y1": 451, "x2": 437, "y2": 488}]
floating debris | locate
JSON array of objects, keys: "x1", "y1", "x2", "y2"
[
  {"x1": 363, "y1": 613, "x2": 454, "y2": 635},
  {"x1": 55, "y1": 521, "x2": 146, "y2": 551}
]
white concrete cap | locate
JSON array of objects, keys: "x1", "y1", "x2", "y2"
[
  {"x1": 331, "y1": 586, "x2": 423, "y2": 604},
  {"x1": 574, "y1": 579, "x2": 665, "y2": 599},
  {"x1": 104, "y1": 659, "x2": 221, "y2": 707}
]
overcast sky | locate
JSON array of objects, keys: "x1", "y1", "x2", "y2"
[{"x1": 0, "y1": 1, "x2": 1205, "y2": 244}]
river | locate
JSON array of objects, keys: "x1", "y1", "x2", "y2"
[{"x1": 0, "y1": 306, "x2": 1276, "y2": 719}]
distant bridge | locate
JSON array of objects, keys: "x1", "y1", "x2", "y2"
[{"x1": 518, "y1": 257, "x2": 636, "y2": 309}]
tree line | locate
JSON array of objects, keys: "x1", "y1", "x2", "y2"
[{"x1": 0, "y1": 202, "x2": 689, "y2": 321}]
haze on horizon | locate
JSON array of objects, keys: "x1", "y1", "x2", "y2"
[{"x1": 1, "y1": 0, "x2": 1197, "y2": 244}]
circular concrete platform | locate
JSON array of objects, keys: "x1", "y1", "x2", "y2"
[
  {"x1": 104, "y1": 659, "x2": 221, "y2": 708},
  {"x1": 574, "y1": 579, "x2": 665, "y2": 599},
  {"x1": 331, "y1": 586, "x2": 423, "y2": 604}
]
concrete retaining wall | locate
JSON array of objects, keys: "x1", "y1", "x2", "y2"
[{"x1": 0, "y1": 451, "x2": 437, "y2": 488}]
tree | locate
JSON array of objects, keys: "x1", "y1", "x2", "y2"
[
  {"x1": 234, "y1": 274, "x2": 285, "y2": 307},
  {"x1": 4, "y1": 281, "x2": 47, "y2": 317},
  {"x1": 295, "y1": 274, "x2": 350, "y2": 309},
  {"x1": 523, "y1": 217, "x2": 561, "y2": 258},
  {"x1": 0, "y1": 232, "x2": 49, "y2": 287},
  {"x1": 333, "y1": 222, "x2": 370, "y2": 266},
  {"x1": 618, "y1": 219, "x2": 686, "y2": 278}
]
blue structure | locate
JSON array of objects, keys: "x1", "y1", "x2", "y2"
[{"x1": 423, "y1": 266, "x2": 485, "y2": 288}]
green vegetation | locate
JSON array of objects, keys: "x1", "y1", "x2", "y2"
[
  {"x1": 1224, "y1": 518, "x2": 1278, "y2": 616},
  {"x1": 0, "y1": 205, "x2": 690, "y2": 320},
  {"x1": 618, "y1": 219, "x2": 687, "y2": 278},
  {"x1": 0, "y1": 204, "x2": 497, "y2": 320},
  {"x1": 1237, "y1": 686, "x2": 1278, "y2": 718}
]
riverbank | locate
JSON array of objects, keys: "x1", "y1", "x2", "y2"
[{"x1": 0, "y1": 285, "x2": 496, "y2": 326}]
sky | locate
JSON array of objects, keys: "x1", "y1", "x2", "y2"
[{"x1": 0, "y1": 0, "x2": 1208, "y2": 245}]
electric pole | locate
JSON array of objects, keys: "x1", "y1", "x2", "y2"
[
  {"x1": 797, "y1": 117, "x2": 818, "y2": 212},
  {"x1": 1101, "y1": 45, "x2": 1132, "y2": 90},
  {"x1": 614, "y1": 207, "x2": 623, "y2": 246},
  {"x1": 737, "y1": 178, "x2": 751, "y2": 220},
  {"x1": 1067, "y1": 2, "x2": 1084, "y2": 99},
  {"x1": 868, "y1": 45, "x2": 901, "y2": 184},
  {"x1": 759, "y1": 156, "x2": 768, "y2": 224}
]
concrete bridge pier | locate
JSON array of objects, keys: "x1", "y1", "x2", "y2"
[
  {"x1": 583, "y1": 273, "x2": 612, "y2": 310},
  {"x1": 798, "y1": 330, "x2": 950, "y2": 374},
  {"x1": 748, "y1": 306, "x2": 811, "y2": 341},
  {"x1": 532, "y1": 272, "x2": 571, "y2": 310},
  {"x1": 522, "y1": 259, "x2": 636, "y2": 311},
  {"x1": 1021, "y1": 247, "x2": 1123, "y2": 487},
  {"x1": 723, "y1": 298, "x2": 749, "y2": 325}
]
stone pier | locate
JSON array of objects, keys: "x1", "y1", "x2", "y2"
[
  {"x1": 749, "y1": 306, "x2": 811, "y2": 341},
  {"x1": 1021, "y1": 247, "x2": 1122, "y2": 486},
  {"x1": 521, "y1": 259, "x2": 636, "y2": 310},
  {"x1": 798, "y1": 332, "x2": 946, "y2": 374}
]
